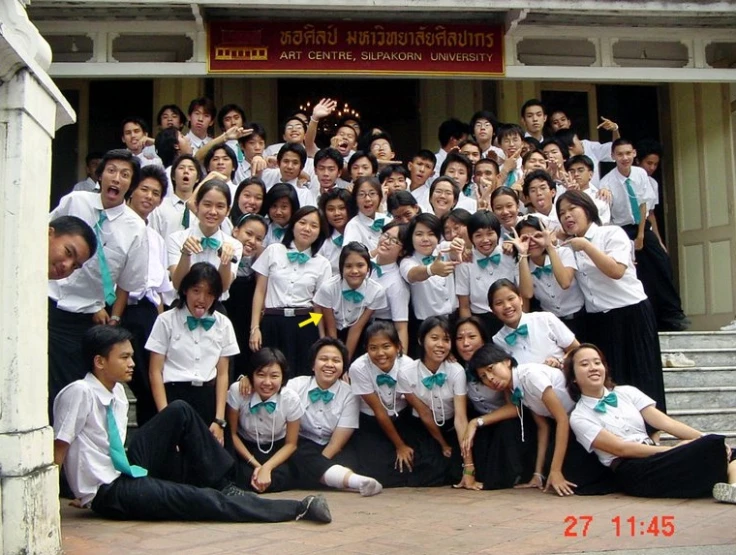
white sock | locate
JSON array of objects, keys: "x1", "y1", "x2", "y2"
[
  {"x1": 322, "y1": 465, "x2": 350, "y2": 489},
  {"x1": 322, "y1": 465, "x2": 383, "y2": 496},
  {"x1": 348, "y1": 472, "x2": 383, "y2": 497}
]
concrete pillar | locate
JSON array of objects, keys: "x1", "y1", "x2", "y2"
[{"x1": 0, "y1": 2, "x2": 76, "y2": 553}]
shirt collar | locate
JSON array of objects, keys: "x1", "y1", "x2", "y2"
[
  {"x1": 192, "y1": 225, "x2": 223, "y2": 241},
  {"x1": 249, "y1": 391, "x2": 278, "y2": 409},
  {"x1": 357, "y1": 211, "x2": 382, "y2": 226},
  {"x1": 579, "y1": 387, "x2": 611, "y2": 410},
  {"x1": 584, "y1": 222, "x2": 599, "y2": 242},
  {"x1": 94, "y1": 194, "x2": 126, "y2": 222},
  {"x1": 473, "y1": 245, "x2": 501, "y2": 260},
  {"x1": 288, "y1": 241, "x2": 312, "y2": 255},
  {"x1": 341, "y1": 277, "x2": 367, "y2": 294},
  {"x1": 83, "y1": 372, "x2": 115, "y2": 406}
]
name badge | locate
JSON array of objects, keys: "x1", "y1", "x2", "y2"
[{"x1": 284, "y1": 308, "x2": 295, "y2": 317}]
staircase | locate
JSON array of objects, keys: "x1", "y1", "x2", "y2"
[{"x1": 660, "y1": 331, "x2": 736, "y2": 445}]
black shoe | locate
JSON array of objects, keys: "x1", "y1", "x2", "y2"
[
  {"x1": 221, "y1": 483, "x2": 249, "y2": 497},
  {"x1": 296, "y1": 494, "x2": 332, "y2": 523}
]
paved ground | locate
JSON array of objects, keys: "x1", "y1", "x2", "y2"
[{"x1": 60, "y1": 487, "x2": 736, "y2": 554}]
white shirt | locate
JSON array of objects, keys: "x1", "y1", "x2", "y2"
[
  {"x1": 128, "y1": 227, "x2": 175, "y2": 307},
  {"x1": 646, "y1": 176, "x2": 660, "y2": 209},
  {"x1": 227, "y1": 386, "x2": 303, "y2": 444},
  {"x1": 72, "y1": 177, "x2": 98, "y2": 192},
  {"x1": 286, "y1": 376, "x2": 359, "y2": 445},
  {"x1": 581, "y1": 140, "x2": 613, "y2": 187},
  {"x1": 410, "y1": 183, "x2": 431, "y2": 209},
  {"x1": 493, "y1": 312, "x2": 575, "y2": 365},
  {"x1": 582, "y1": 185, "x2": 612, "y2": 226},
  {"x1": 313, "y1": 275, "x2": 387, "y2": 330},
  {"x1": 513, "y1": 362, "x2": 574, "y2": 418},
  {"x1": 145, "y1": 307, "x2": 239, "y2": 383},
  {"x1": 350, "y1": 354, "x2": 413, "y2": 416},
  {"x1": 263, "y1": 222, "x2": 287, "y2": 248},
  {"x1": 264, "y1": 142, "x2": 285, "y2": 157},
  {"x1": 317, "y1": 230, "x2": 343, "y2": 275},
  {"x1": 372, "y1": 261, "x2": 410, "y2": 322},
  {"x1": 343, "y1": 212, "x2": 390, "y2": 252},
  {"x1": 434, "y1": 148, "x2": 448, "y2": 176},
  {"x1": 456, "y1": 246, "x2": 518, "y2": 314},
  {"x1": 134, "y1": 150, "x2": 163, "y2": 168},
  {"x1": 400, "y1": 251, "x2": 456, "y2": 319},
  {"x1": 599, "y1": 166, "x2": 649, "y2": 226},
  {"x1": 233, "y1": 158, "x2": 252, "y2": 186},
  {"x1": 166, "y1": 226, "x2": 243, "y2": 301},
  {"x1": 482, "y1": 145, "x2": 506, "y2": 161},
  {"x1": 185, "y1": 131, "x2": 212, "y2": 155},
  {"x1": 53, "y1": 373, "x2": 128, "y2": 506},
  {"x1": 261, "y1": 170, "x2": 318, "y2": 208},
  {"x1": 571, "y1": 385, "x2": 655, "y2": 467},
  {"x1": 49, "y1": 192, "x2": 149, "y2": 313},
  {"x1": 456, "y1": 194, "x2": 477, "y2": 213},
  {"x1": 572, "y1": 223, "x2": 647, "y2": 313},
  {"x1": 528, "y1": 250, "x2": 585, "y2": 318},
  {"x1": 252, "y1": 243, "x2": 332, "y2": 308},
  {"x1": 149, "y1": 195, "x2": 198, "y2": 243},
  {"x1": 397, "y1": 359, "x2": 466, "y2": 422},
  {"x1": 466, "y1": 374, "x2": 506, "y2": 414}
]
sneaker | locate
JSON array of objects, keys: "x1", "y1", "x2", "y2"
[
  {"x1": 220, "y1": 483, "x2": 249, "y2": 497},
  {"x1": 665, "y1": 352, "x2": 696, "y2": 368},
  {"x1": 720, "y1": 318, "x2": 736, "y2": 332},
  {"x1": 661, "y1": 354, "x2": 669, "y2": 367},
  {"x1": 296, "y1": 494, "x2": 332, "y2": 524},
  {"x1": 713, "y1": 483, "x2": 736, "y2": 504}
]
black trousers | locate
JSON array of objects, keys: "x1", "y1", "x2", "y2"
[
  {"x1": 48, "y1": 300, "x2": 95, "y2": 422},
  {"x1": 90, "y1": 400, "x2": 303, "y2": 522},
  {"x1": 622, "y1": 224, "x2": 686, "y2": 329},
  {"x1": 122, "y1": 298, "x2": 159, "y2": 427}
]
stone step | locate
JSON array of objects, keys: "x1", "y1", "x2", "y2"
[
  {"x1": 666, "y1": 408, "x2": 736, "y2": 431},
  {"x1": 660, "y1": 431, "x2": 736, "y2": 447},
  {"x1": 659, "y1": 331, "x2": 736, "y2": 350},
  {"x1": 658, "y1": 348, "x2": 736, "y2": 367},
  {"x1": 662, "y1": 366, "x2": 736, "y2": 387},
  {"x1": 664, "y1": 386, "x2": 736, "y2": 410}
]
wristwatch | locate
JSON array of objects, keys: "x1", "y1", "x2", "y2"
[
  {"x1": 214, "y1": 418, "x2": 227, "y2": 429},
  {"x1": 476, "y1": 417, "x2": 484, "y2": 428}
]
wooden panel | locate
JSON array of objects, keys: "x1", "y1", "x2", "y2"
[
  {"x1": 682, "y1": 244, "x2": 706, "y2": 315},
  {"x1": 701, "y1": 83, "x2": 730, "y2": 227},
  {"x1": 709, "y1": 240, "x2": 735, "y2": 315},
  {"x1": 672, "y1": 83, "x2": 702, "y2": 231}
]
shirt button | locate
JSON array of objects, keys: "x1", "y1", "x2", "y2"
[
  {"x1": 194, "y1": 340, "x2": 199, "y2": 344},
  {"x1": 195, "y1": 357, "x2": 200, "y2": 361}
]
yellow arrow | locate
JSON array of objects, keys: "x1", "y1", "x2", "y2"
[{"x1": 298, "y1": 312, "x2": 323, "y2": 328}]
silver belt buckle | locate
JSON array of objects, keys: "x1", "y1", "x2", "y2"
[
  {"x1": 284, "y1": 308, "x2": 295, "y2": 317},
  {"x1": 192, "y1": 380, "x2": 204, "y2": 387}
]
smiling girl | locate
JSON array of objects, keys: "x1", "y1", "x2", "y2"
[
  {"x1": 229, "y1": 177, "x2": 266, "y2": 230},
  {"x1": 318, "y1": 188, "x2": 355, "y2": 275},
  {"x1": 261, "y1": 183, "x2": 300, "y2": 248},
  {"x1": 343, "y1": 176, "x2": 389, "y2": 254},
  {"x1": 491, "y1": 186, "x2": 521, "y2": 241},
  {"x1": 428, "y1": 176, "x2": 460, "y2": 220}
]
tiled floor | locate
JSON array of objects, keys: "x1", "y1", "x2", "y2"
[{"x1": 60, "y1": 487, "x2": 736, "y2": 554}]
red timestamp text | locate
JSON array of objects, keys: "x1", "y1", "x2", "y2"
[{"x1": 563, "y1": 515, "x2": 676, "y2": 538}]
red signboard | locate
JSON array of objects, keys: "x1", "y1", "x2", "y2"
[{"x1": 208, "y1": 21, "x2": 504, "y2": 77}]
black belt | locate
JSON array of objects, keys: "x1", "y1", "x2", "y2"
[
  {"x1": 560, "y1": 309, "x2": 585, "y2": 321},
  {"x1": 263, "y1": 307, "x2": 312, "y2": 317}
]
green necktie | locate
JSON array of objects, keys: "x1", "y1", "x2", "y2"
[
  {"x1": 186, "y1": 315, "x2": 216, "y2": 331},
  {"x1": 624, "y1": 178, "x2": 641, "y2": 225},
  {"x1": 332, "y1": 234, "x2": 344, "y2": 247},
  {"x1": 250, "y1": 401, "x2": 277, "y2": 414},
  {"x1": 342, "y1": 289, "x2": 365, "y2": 303},
  {"x1": 594, "y1": 392, "x2": 618, "y2": 414},
  {"x1": 505, "y1": 171, "x2": 516, "y2": 187},
  {"x1": 504, "y1": 324, "x2": 529, "y2": 346},
  {"x1": 200, "y1": 236, "x2": 222, "y2": 250},
  {"x1": 370, "y1": 218, "x2": 385, "y2": 232},
  {"x1": 95, "y1": 211, "x2": 117, "y2": 306},
  {"x1": 422, "y1": 255, "x2": 436, "y2": 266},
  {"x1": 531, "y1": 265, "x2": 553, "y2": 278},
  {"x1": 421, "y1": 372, "x2": 447, "y2": 389},
  {"x1": 181, "y1": 206, "x2": 190, "y2": 228},
  {"x1": 477, "y1": 253, "x2": 501, "y2": 269},
  {"x1": 273, "y1": 226, "x2": 286, "y2": 240},
  {"x1": 511, "y1": 386, "x2": 524, "y2": 407},
  {"x1": 308, "y1": 387, "x2": 335, "y2": 404},
  {"x1": 287, "y1": 251, "x2": 310, "y2": 265},
  {"x1": 106, "y1": 403, "x2": 147, "y2": 478},
  {"x1": 376, "y1": 374, "x2": 397, "y2": 387},
  {"x1": 465, "y1": 369, "x2": 478, "y2": 383},
  {"x1": 371, "y1": 261, "x2": 383, "y2": 277}
]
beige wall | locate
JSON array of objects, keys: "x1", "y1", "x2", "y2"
[
  {"x1": 418, "y1": 80, "x2": 484, "y2": 148},
  {"x1": 670, "y1": 82, "x2": 736, "y2": 329},
  {"x1": 213, "y1": 78, "x2": 278, "y2": 138},
  {"x1": 152, "y1": 78, "x2": 205, "y2": 119}
]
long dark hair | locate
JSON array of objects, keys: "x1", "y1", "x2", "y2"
[{"x1": 563, "y1": 343, "x2": 616, "y2": 402}]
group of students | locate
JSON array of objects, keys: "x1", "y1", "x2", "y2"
[{"x1": 48, "y1": 95, "x2": 736, "y2": 524}]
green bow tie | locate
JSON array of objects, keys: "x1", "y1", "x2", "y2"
[
  {"x1": 342, "y1": 289, "x2": 365, "y2": 303},
  {"x1": 422, "y1": 372, "x2": 447, "y2": 389},
  {"x1": 371, "y1": 261, "x2": 383, "y2": 277},
  {"x1": 465, "y1": 369, "x2": 478, "y2": 383},
  {"x1": 186, "y1": 315, "x2": 216, "y2": 331},
  {"x1": 200, "y1": 236, "x2": 222, "y2": 250},
  {"x1": 422, "y1": 255, "x2": 436, "y2": 266},
  {"x1": 594, "y1": 392, "x2": 618, "y2": 413},
  {"x1": 332, "y1": 234, "x2": 344, "y2": 247},
  {"x1": 376, "y1": 374, "x2": 397, "y2": 387},
  {"x1": 463, "y1": 185, "x2": 474, "y2": 198},
  {"x1": 287, "y1": 251, "x2": 310, "y2": 265},
  {"x1": 511, "y1": 386, "x2": 524, "y2": 407},
  {"x1": 531, "y1": 265, "x2": 553, "y2": 278},
  {"x1": 504, "y1": 324, "x2": 529, "y2": 346},
  {"x1": 250, "y1": 401, "x2": 277, "y2": 414},
  {"x1": 477, "y1": 253, "x2": 501, "y2": 269},
  {"x1": 273, "y1": 226, "x2": 286, "y2": 240},
  {"x1": 370, "y1": 218, "x2": 385, "y2": 232},
  {"x1": 309, "y1": 387, "x2": 335, "y2": 404}
]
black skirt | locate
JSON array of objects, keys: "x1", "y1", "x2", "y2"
[
  {"x1": 471, "y1": 311, "x2": 503, "y2": 337},
  {"x1": 557, "y1": 309, "x2": 587, "y2": 340},
  {"x1": 582, "y1": 299, "x2": 666, "y2": 413},
  {"x1": 614, "y1": 434, "x2": 731, "y2": 498},
  {"x1": 402, "y1": 414, "x2": 462, "y2": 486},
  {"x1": 290, "y1": 436, "x2": 360, "y2": 489},
  {"x1": 223, "y1": 275, "x2": 256, "y2": 380},
  {"x1": 164, "y1": 382, "x2": 216, "y2": 426},
  {"x1": 232, "y1": 436, "x2": 297, "y2": 493},
  {"x1": 261, "y1": 313, "x2": 319, "y2": 377}
]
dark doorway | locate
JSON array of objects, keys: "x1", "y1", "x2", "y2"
[
  {"x1": 50, "y1": 89, "x2": 80, "y2": 208},
  {"x1": 277, "y1": 78, "x2": 420, "y2": 162},
  {"x1": 88, "y1": 80, "x2": 155, "y2": 153}
]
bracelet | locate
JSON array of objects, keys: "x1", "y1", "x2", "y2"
[
  {"x1": 463, "y1": 468, "x2": 475, "y2": 476},
  {"x1": 518, "y1": 254, "x2": 530, "y2": 259},
  {"x1": 310, "y1": 116, "x2": 319, "y2": 123},
  {"x1": 109, "y1": 315, "x2": 121, "y2": 323},
  {"x1": 250, "y1": 327, "x2": 260, "y2": 335},
  {"x1": 462, "y1": 463, "x2": 475, "y2": 468},
  {"x1": 248, "y1": 456, "x2": 256, "y2": 466},
  {"x1": 533, "y1": 472, "x2": 546, "y2": 481},
  {"x1": 426, "y1": 264, "x2": 433, "y2": 277}
]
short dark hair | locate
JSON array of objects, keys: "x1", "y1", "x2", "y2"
[
  {"x1": 418, "y1": 316, "x2": 452, "y2": 362},
  {"x1": 452, "y1": 316, "x2": 490, "y2": 362},
  {"x1": 368, "y1": 131, "x2": 394, "y2": 153},
  {"x1": 411, "y1": 149, "x2": 437, "y2": 169},
  {"x1": 565, "y1": 154, "x2": 595, "y2": 172},
  {"x1": 378, "y1": 164, "x2": 410, "y2": 184},
  {"x1": 339, "y1": 241, "x2": 372, "y2": 278},
  {"x1": 217, "y1": 104, "x2": 246, "y2": 131},
  {"x1": 281, "y1": 116, "x2": 307, "y2": 135},
  {"x1": 403, "y1": 213, "x2": 442, "y2": 256},
  {"x1": 522, "y1": 169, "x2": 556, "y2": 196},
  {"x1": 177, "y1": 262, "x2": 223, "y2": 313},
  {"x1": 129, "y1": 164, "x2": 168, "y2": 199},
  {"x1": 467, "y1": 209, "x2": 501, "y2": 239},
  {"x1": 364, "y1": 320, "x2": 403, "y2": 355},
  {"x1": 85, "y1": 151, "x2": 104, "y2": 165},
  {"x1": 82, "y1": 325, "x2": 134, "y2": 374},
  {"x1": 429, "y1": 176, "x2": 460, "y2": 207},
  {"x1": 438, "y1": 118, "x2": 470, "y2": 148},
  {"x1": 458, "y1": 138, "x2": 481, "y2": 152},
  {"x1": 611, "y1": 138, "x2": 634, "y2": 153},
  {"x1": 121, "y1": 116, "x2": 148, "y2": 135},
  {"x1": 194, "y1": 178, "x2": 231, "y2": 208},
  {"x1": 470, "y1": 110, "x2": 499, "y2": 137},
  {"x1": 233, "y1": 212, "x2": 268, "y2": 233},
  {"x1": 318, "y1": 188, "x2": 356, "y2": 234},
  {"x1": 387, "y1": 190, "x2": 420, "y2": 213},
  {"x1": 171, "y1": 154, "x2": 204, "y2": 193},
  {"x1": 520, "y1": 98, "x2": 546, "y2": 118},
  {"x1": 352, "y1": 176, "x2": 382, "y2": 204},
  {"x1": 490, "y1": 186, "x2": 520, "y2": 206},
  {"x1": 230, "y1": 177, "x2": 267, "y2": 223},
  {"x1": 309, "y1": 337, "x2": 349, "y2": 376},
  {"x1": 156, "y1": 104, "x2": 186, "y2": 127},
  {"x1": 96, "y1": 149, "x2": 141, "y2": 189},
  {"x1": 555, "y1": 190, "x2": 601, "y2": 226},
  {"x1": 636, "y1": 138, "x2": 663, "y2": 161},
  {"x1": 154, "y1": 128, "x2": 181, "y2": 168},
  {"x1": 468, "y1": 343, "x2": 517, "y2": 377},
  {"x1": 496, "y1": 124, "x2": 524, "y2": 144},
  {"x1": 541, "y1": 137, "x2": 570, "y2": 161},
  {"x1": 247, "y1": 347, "x2": 290, "y2": 388},
  {"x1": 204, "y1": 144, "x2": 237, "y2": 179},
  {"x1": 187, "y1": 97, "x2": 216, "y2": 118},
  {"x1": 564, "y1": 343, "x2": 616, "y2": 402},
  {"x1": 515, "y1": 214, "x2": 545, "y2": 236},
  {"x1": 314, "y1": 147, "x2": 344, "y2": 169},
  {"x1": 554, "y1": 129, "x2": 578, "y2": 151},
  {"x1": 439, "y1": 152, "x2": 472, "y2": 181},
  {"x1": 282, "y1": 206, "x2": 328, "y2": 255},
  {"x1": 488, "y1": 278, "x2": 520, "y2": 308},
  {"x1": 263, "y1": 183, "x2": 300, "y2": 219},
  {"x1": 240, "y1": 122, "x2": 267, "y2": 145},
  {"x1": 475, "y1": 158, "x2": 500, "y2": 174},
  {"x1": 50, "y1": 216, "x2": 97, "y2": 259},
  {"x1": 444, "y1": 207, "x2": 472, "y2": 227},
  {"x1": 277, "y1": 142, "x2": 307, "y2": 169},
  {"x1": 348, "y1": 151, "x2": 379, "y2": 175}
]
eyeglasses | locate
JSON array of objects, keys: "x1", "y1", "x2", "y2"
[
  {"x1": 474, "y1": 121, "x2": 492, "y2": 129},
  {"x1": 285, "y1": 124, "x2": 303, "y2": 131},
  {"x1": 357, "y1": 191, "x2": 379, "y2": 199},
  {"x1": 380, "y1": 233, "x2": 401, "y2": 246},
  {"x1": 500, "y1": 136, "x2": 522, "y2": 146}
]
